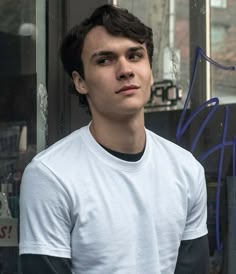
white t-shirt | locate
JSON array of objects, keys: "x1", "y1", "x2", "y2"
[{"x1": 19, "y1": 124, "x2": 208, "y2": 274}]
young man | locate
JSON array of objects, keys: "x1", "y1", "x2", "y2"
[{"x1": 19, "y1": 4, "x2": 209, "y2": 274}]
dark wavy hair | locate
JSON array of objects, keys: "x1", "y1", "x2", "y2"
[{"x1": 60, "y1": 4, "x2": 154, "y2": 108}]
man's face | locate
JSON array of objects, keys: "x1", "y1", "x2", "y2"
[{"x1": 73, "y1": 26, "x2": 153, "y2": 119}]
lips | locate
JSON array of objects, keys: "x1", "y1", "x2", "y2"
[{"x1": 115, "y1": 84, "x2": 140, "y2": 94}]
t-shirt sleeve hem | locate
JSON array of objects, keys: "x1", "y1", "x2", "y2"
[
  {"x1": 181, "y1": 227, "x2": 208, "y2": 241},
  {"x1": 19, "y1": 245, "x2": 71, "y2": 259}
]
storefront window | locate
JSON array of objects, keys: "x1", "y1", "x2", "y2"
[
  {"x1": 116, "y1": 1, "x2": 236, "y2": 273},
  {"x1": 211, "y1": 0, "x2": 236, "y2": 104},
  {"x1": 0, "y1": 0, "x2": 46, "y2": 272}
]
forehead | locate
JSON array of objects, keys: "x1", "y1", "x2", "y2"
[{"x1": 82, "y1": 26, "x2": 145, "y2": 59}]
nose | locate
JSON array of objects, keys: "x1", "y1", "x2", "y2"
[{"x1": 116, "y1": 58, "x2": 134, "y2": 81}]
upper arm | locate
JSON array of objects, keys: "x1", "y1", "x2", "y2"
[
  {"x1": 19, "y1": 160, "x2": 72, "y2": 258},
  {"x1": 176, "y1": 161, "x2": 209, "y2": 273},
  {"x1": 182, "y1": 163, "x2": 208, "y2": 240}
]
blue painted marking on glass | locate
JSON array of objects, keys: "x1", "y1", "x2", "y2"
[
  {"x1": 176, "y1": 47, "x2": 235, "y2": 143},
  {"x1": 233, "y1": 138, "x2": 236, "y2": 178},
  {"x1": 176, "y1": 46, "x2": 236, "y2": 252}
]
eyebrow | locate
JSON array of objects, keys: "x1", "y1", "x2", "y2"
[{"x1": 90, "y1": 46, "x2": 145, "y2": 61}]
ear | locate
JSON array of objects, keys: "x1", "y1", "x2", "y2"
[{"x1": 72, "y1": 71, "x2": 88, "y2": 95}]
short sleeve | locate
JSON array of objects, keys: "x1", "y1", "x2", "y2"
[
  {"x1": 19, "y1": 160, "x2": 72, "y2": 258},
  {"x1": 182, "y1": 161, "x2": 208, "y2": 240}
]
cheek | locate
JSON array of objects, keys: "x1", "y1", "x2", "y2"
[
  {"x1": 150, "y1": 72, "x2": 154, "y2": 86},
  {"x1": 85, "y1": 79, "x2": 111, "y2": 104},
  {"x1": 147, "y1": 67, "x2": 154, "y2": 83},
  {"x1": 143, "y1": 71, "x2": 154, "y2": 88},
  {"x1": 86, "y1": 69, "x2": 112, "y2": 88},
  {"x1": 139, "y1": 65, "x2": 153, "y2": 82}
]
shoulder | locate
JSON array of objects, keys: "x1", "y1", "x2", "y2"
[
  {"x1": 146, "y1": 129, "x2": 202, "y2": 169},
  {"x1": 22, "y1": 125, "x2": 91, "y2": 190},
  {"x1": 36, "y1": 126, "x2": 87, "y2": 162},
  {"x1": 30, "y1": 125, "x2": 90, "y2": 171},
  {"x1": 146, "y1": 129, "x2": 205, "y2": 196}
]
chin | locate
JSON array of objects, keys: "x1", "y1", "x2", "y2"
[{"x1": 120, "y1": 105, "x2": 145, "y2": 116}]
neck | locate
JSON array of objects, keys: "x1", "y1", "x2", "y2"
[{"x1": 90, "y1": 112, "x2": 145, "y2": 154}]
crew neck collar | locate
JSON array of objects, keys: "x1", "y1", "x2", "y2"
[{"x1": 80, "y1": 122, "x2": 151, "y2": 172}]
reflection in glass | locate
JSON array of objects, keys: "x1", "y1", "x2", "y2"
[{"x1": 211, "y1": 0, "x2": 236, "y2": 104}]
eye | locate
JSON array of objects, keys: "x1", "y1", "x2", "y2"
[
  {"x1": 129, "y1": 52, "x2": 143, "y2": 61},
  {"x1": 96, "y1": 57, "x2": 113, "y2": 65}
]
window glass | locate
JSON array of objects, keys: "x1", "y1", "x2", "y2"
[
  {"x1": 211, "y1": 0, "x2": 236, "y2": 104},
  {"x1": 0, "y1": 0, "x2": 46, "y2": 272},
  {"x1": 211, "y1": 0, "x2": 227, "y2": 8},
  {"x1": 116, "y1": 1, "x2": 236, "y2": 273},
  {"x1": 211, "y1": 25, "x2": 227, "y2": 53}
]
